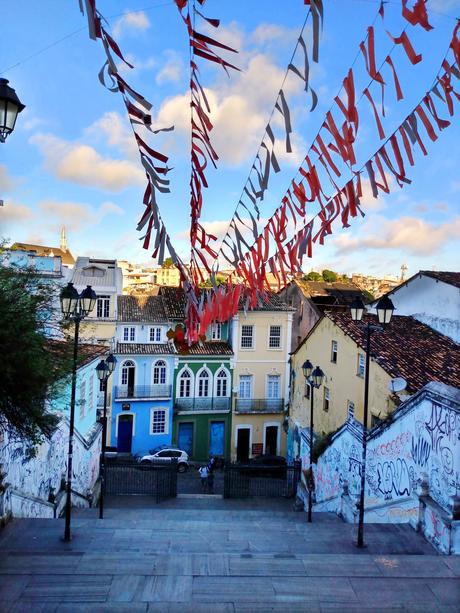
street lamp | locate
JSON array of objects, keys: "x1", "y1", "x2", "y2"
[
  {"x1": 60, "y1": 282, "x2": 97, "y2": 542},
  {"x1": 96, "y1": 353, "x2": 117, "y2": 520},
  {"x1": 0, "y1": 79, "x2": 25, "y2": 143},
  {"x1": 350, "y1": 295, "x2": 395, "y2": 547},
  {"x1": 301, "y1": 359, "x2": 325, "y2": 523}
]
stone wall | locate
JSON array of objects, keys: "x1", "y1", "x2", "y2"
[
  {"x1": 296, "y1": 381, "x2": 460, "y2": 554},
  {"x1": 0, "y1": 417, "x2": 101, "y2": 519}
]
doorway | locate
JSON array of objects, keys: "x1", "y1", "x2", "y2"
[
  {"x1": 236, "y1": 427, "x2": 250, "y2": 462},
  {"x1": 117, "y1": 414, "x2": 133, "y2": 453},
  {"x1": 178, "y1": 422, "x2": 194, "y2": 456},
  {"x1": 209, "y1": 421, "x2": 225, "y2": 457},
  {"x1": 265, "y1": 425, "x2": 278, "y2": 456}
]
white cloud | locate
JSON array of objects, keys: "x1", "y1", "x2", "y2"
[
  {"x1": 333, "y1": 215, "x2": 460, "y2": 257},
  {"x1": 31, "y1": 133, "x2": 144, "y2": 192},
  {"x1": 0, "y1": 200, "x2": 34, "y2": 224},
  {"x1": 38, "y1": 199, "x2": 123, "y2": 231},
  {"x1": 112, "y1": 10, "x2": 150, "y2": 39},
  {"x1": 87, "y1": 112, "x2": 138, "y2": 159},
  {"x1": 156, "y1": 50, "x2": 184, "y2": 85},
  {"x1": 251, "y1": 23, "x2": 297, "y2": 45}
]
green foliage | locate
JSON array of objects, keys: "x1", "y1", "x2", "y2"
[
  {"x1": 321, "y1": 269, "x2": 338, "y2": 283},
  {"x1": 161, "y1": 257, "x2": 174, "y2": 269},
  {"x1": 0, "y1": 256, "x2": 73, "y2": 444},
  {"x1": 361, "y1": 289, "x2": 375, "y2": 303},
  {"x1": 200, "y1": 275, "x2": 226, "y2": 288},
  {"x1": 303, "y1": 271, "x2": 322, "y2": 281}
]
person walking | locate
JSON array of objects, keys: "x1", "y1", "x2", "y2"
[
  {"x1": 206, "y1": 454, "x2": 215, "y2": 494},
  {"x1": 198, "y1": 465, "x2": 208, "y2": 493}
]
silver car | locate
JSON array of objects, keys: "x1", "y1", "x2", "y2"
[{"x1": 140, "y1": 447, "x2": 189, "y2": 472}]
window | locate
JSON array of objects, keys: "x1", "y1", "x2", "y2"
[
  {"x1": 179, "y1": 369, "x2": 192, "y2": 398},
  {"x1": 269, "y1": 325, "x2": 281, "y2": 349},
  {"x1": 331, "y1": 340, "x2": 338, "y2": 363},
  {"x1": 88, "y1": 375, "x2": 94, "y2": 411},
  {"x1": 347, "y1": 401, "x2": 355, "y2": 419},
  {"x1": 123, "y1": 326, "x2": 135, "y2": 342},
  {"x1": 79, "y1": 380, "x2": 86, "y2": 419},
  {"x1": 151, "y1": 409, "x2": 167, "y2": 434},
  {"x1": 153, "y1": 360, "x2": 167, "y2": 385},
  {"x1": 267, "y1": 375, "x2": 280, "y2": 399},
  {"x1": 216, "y1": 368, "x2": 228, "y2": 397},
  {"x1": 304, "y1": 381, "x2": 311, "y2": 399},
  {"x1": 149, "y1": 327, "x2": 162, "y2": 342},
  {"x1": 323, "y1": 387, "x2": 330, "y2": 412},
  {"x1": 357, "y1": 353, "x2": 365, "y2": 377},
  {"x1": 239, "y1": 375, "x2": 252, "y2": 399},
  {"x1": 210, "y1": 322, "x2": 221, "y2": 341},
  {"x1": 121, "y1": 360, "x2": 135, "y2": 386},
  {"x1": 96, "y1": 295, "x2": 110, "y2": 318},
  {"x1": 241, "y1": 325, "x2": 254, "y2": 349},
  {"x1": 197, "y1": 370, "x2": 210, "y2": 397}
]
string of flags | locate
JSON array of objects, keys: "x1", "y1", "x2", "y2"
[{"x1": 78, "y1": 0, "x2": 460, "y2": 344}]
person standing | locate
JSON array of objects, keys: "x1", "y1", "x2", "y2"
[{"x1": 198, "y1": 465, "x2": 208, "y2": 493}]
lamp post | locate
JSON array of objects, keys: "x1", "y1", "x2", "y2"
[
  {"x1": 96, "y1": 353, "x2": 117, "y2": 520},
  {"x1": 60, "y1": 282, "x2": 97, "y2": 542},
  {"x1": 301, "y1": 359, "x2": 325, "y2": 523},
  {"x1": 0, "y1": 79, "x2": 25, "y2": 143},
  {"x1": 350, "y1": 295, "x2": 394, "y2": 548}
]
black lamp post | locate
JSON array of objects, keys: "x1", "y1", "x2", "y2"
[
  {"x1": 60, "y1": 283, "x2": 97, "y2": 542},
  {"x1": 96, "y1": 353, "x2": 117, "y2": 520},
  {"x1": 0, "y1": 79, "x2": 25, "y2": 143},
  {"x1": 350, "y1": 295, "x2": 394, "y2": 547},
  {"x1": 301, "y1": 359, "x2": 325, "y2": 523}
]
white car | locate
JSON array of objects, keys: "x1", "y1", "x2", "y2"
[{"x1": 140, "y1": 447, "x2": 189, "y2": 472}]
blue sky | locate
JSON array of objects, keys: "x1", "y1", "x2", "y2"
[{"x1": 1, "y1": 0, "x2": 459, "y2": 279}]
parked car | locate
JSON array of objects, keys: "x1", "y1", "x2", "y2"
[
  {"x1": 246, "y1": 454, "x2": 287, "y2": 478},
  {"x1": 139, "y1": 447, "x2": 189, "y2": 472}
]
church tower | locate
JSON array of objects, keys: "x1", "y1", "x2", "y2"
[{"x1": 60, "y1": 226, "x2": 68, "y2": 253}]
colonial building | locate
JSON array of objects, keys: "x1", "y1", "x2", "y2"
[
  {"x1": 11, "y1": 227, "x2": 76, "y2": 268},
  {"x1": 289, "y1": 311, "x2": 460, "y2": 442},
  {"x1": 279, "y1": 278, "x2": 363, "y2": 352},
  {"x1": 71, "y1": 257, "x2": 123, "y2": 345},
  {"x1": 111, "y1": 295, "x2": 176, "y2": 456},
  {"x1": 230, "y1": 294, "x2": 294, "y2": 462},
  {"x1": 370, "y1": 270, "x2": 460, "y2": 343}
]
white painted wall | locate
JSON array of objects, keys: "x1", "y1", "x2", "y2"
[{"x1": 370, "y1": 274, "x2": 460, "y2": 342}]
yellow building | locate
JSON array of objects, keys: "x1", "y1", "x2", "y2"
[
  {"x1": 230, "y1": 295, "x2": 294, "y2": 461},
  {"x1": 289, "y1": 311, "x2": 460, "y2": 438}
]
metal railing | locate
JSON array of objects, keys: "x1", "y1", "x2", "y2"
[
  {"x1": 235, "y1": 398, "x2": 284, "y2": 413},
  {"x1": 114, "y1": 384, "x2": 172, "y2": 400},
  {"x1": 175, "y1": 397, "x2": 231, "y2": 412}
]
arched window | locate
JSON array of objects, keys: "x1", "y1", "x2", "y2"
[
  {"x1": 153, "y1": 360, "x2": 167, "y2": 385},
  {"x1": 215, "y1": 368, "x2": 229, "y2": 397},
  {"x1": 121, "y1": 360, "x2": 135, "y2": 385},
  {"x1": 197, "y1": 369, "x2": 210, "y2": 397},
  {"x1": 178, "y1": 369, "x2": 192, "y2": 398}
]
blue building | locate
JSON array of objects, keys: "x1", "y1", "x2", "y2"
[{"x1": 111, "y1": 295, "x2": 176, "y2": 455}]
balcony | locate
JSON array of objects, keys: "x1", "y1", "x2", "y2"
[
  {"x1": 114, "y1": 385, "x2": 172, "y2": 400},
  {"x1": 235, "y1": 398, "x2": 284, "y2": 413},
  {"x1": 174, "y1": 397, "x2": 231, "y2": 412}
]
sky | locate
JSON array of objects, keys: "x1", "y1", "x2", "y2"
[{"x1": 1, "y1": 0, "x2": 460, "y2": 279}]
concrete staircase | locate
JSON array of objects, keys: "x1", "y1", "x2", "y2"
[{"x1": 0, "y1": 496, "x2": 458, "y2": 611}]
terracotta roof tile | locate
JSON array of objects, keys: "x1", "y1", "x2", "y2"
[
  {"x1": 326, "y1": 311, "x2": 460, "y2": 393},
  {"x1": 115, "y1": 342, "x2": 176, "y2": 355},
  {"x1": 117, "y1": 295, "x2": 168, "y2": 322},
  {"x1": 180, "y1": 341, "x2": 233, "y2": 356}
]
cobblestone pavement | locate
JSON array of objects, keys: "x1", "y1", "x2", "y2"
[{"x1": 0, "y1": 496, "x2": 459, "y2": 612}]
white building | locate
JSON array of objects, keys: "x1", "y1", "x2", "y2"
[{"x1": 371, "y1": 271, "x2": 460, "y2": 343}]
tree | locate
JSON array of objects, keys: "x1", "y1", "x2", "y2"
[
  {"x1": 322, "y1": 269, "x2": 338, "y2": 282},
  {"x1": 0, "y1": 258, "x2": 73, "y2": 444},
  {"x1": 161, "y1": 257, "x2": 174, "y2": 269},
  {"x1": 303, "y1": 271, "x2": 322, "y2": 281}
]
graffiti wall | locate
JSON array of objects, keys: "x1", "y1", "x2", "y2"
[
  {"x1": 300, "y1": 382, "x2": 460, "y2": 552},
  {"x1": 0, "y1": 417, "x2": 101, "y2": 519}
]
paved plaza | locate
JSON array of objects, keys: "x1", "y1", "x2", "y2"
[{"x1": 0, "y1": 496, "x2": 459, "y2": 612}]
